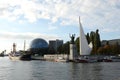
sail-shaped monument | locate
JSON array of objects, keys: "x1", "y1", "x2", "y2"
[{"x1": 79, "y1": 17, "x2": 92, "y2": 55}]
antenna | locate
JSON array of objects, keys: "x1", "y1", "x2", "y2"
[
  {"x1": 24, "y1": 40, "x2": 26, "y2": 51},
  {"x1": 79, "y1": 16, "x2": 81, "y2": 24}
]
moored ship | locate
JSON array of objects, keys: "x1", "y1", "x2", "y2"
[{"x1": 9, "y1": 42, "x2": 31, "y2": 61}]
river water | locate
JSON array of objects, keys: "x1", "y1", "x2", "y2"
[{"x1": 0, "y1": 57, "x2": 120, "y2": 80}]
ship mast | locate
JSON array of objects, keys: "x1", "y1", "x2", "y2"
[{"x1": 24, "y1": 40, "x2": 26, "y2": 51}]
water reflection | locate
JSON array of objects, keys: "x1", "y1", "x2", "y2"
[
  {"x1": 0, "y1": 57, "x2": 120, "y2": 80},
  {"x1": 69, "y1": 63, "x2": 102, "y2": 80}
]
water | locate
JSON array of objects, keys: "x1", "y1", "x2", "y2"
[{"x1": 0, "y1": 57, "x2": 120, "y2": 80}]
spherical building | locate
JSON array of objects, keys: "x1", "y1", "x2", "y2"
[
  {"x1": 30, "y1": 38, "x2": 48, "y2": 49},
  {"x1": 30, "y1": 38, "x2": 48, "y2": 55}
]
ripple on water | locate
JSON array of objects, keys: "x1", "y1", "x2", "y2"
[{"x1": 0, "y1": 57, "x2": 120, "y2": 80}]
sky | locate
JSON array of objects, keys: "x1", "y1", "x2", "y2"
[{"x1": 0, "y1": 0, "x2": 120, "y2": 53}]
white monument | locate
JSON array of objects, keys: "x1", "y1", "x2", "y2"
[{"x1": 79, "y1": 17, "x2": 92, "y2": 55}]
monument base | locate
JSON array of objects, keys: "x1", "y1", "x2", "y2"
[{"x1": 69, "y1": 44, "x2": 78, "y2": 60}]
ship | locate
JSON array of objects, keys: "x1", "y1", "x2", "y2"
[
  {"x1": 9, "y1": 41, "x2": 31, "y2": 61},
  {"x1": 9, "y1": 52, "x2": 31, "y2": 61}
]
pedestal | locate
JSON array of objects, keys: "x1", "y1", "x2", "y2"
[{"x1": 69, "y1": 44, "x2": 78, "y2": 60}]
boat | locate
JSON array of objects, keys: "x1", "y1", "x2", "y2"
[
  {"x1": 9, "y1": 51, "x2": 31, "y2": 60},
  {"x1": 9, "y1": 52, "x2": 21, "y2": 60},
  {"x1": 20, "y1": 52, "x2": 31, "y2": 60},
  {"x1": 97, "y1": 56, "x2": 120, "y2": 62},
  {"x1": 111, "y1": 56, "x2": 120, "y2": 62},
  {"x1": 9, "y1": 42, "x2": 31, "y2": 61},
  {"x1": 0, "y1": 51, "x2": 5, "y2": 57},
  {"x1": 102, "y1": 56, "x2": 112, "y2": 62},
  {"x1": 55, "y1": 57, "x2": 68, "y2": 62},
  {"x1": 76, "y1": 56, "x2": 97, "y2": 63}
]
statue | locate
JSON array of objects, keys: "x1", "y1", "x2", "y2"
[{"x1": 69, "y1": 34, "x2": 75, "y2": 44}]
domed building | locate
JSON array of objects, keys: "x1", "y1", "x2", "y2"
[
  {"x1": 30, "y1": 38, "x2": 48, "y2": 56},
  {"x1": 30, "y1": 38, "x2": 48, "y2": 49}
]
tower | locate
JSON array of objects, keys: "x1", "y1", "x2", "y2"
[{"x1": 13, "y1": 43, "x2": 16, "y2": 53}]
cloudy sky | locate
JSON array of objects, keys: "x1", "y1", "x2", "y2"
[{"x1": 0, "y1": 0, "x2": 120, "y2": 53}]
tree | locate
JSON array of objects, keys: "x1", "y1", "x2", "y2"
[
  {"x1": 90, "y1": 31, "x2": 95, "y2": 46},
  {"x1": 63, "y1": 41, "x2": 70, "y2": 54},
  {"x1": 48, "y1": 47, "x2": 56, "y2": 54},
  {"x1": 97, "y1": 47, "x2": 105, "y2": 55},
  {"x1": 103, "y1": 41, "x2": 112, "y2": 55},
  {"x1": 75, "y1": 37, "x2": 79, "y2": 53},
  {"x1": 94, "y1": 29, "x2": 101, "y2": 54},
  {"x1": 90, "y1": 31, "x2": 95, "y2": 54},
  {"x1": 57, "y1": 45, "x2": 63, "y2": 54},
  {"x1": 57, "y1": 41, "x2": 70, "y2": 54},
  {"x1": 111, "y1": 42, "x2": 120, "y2": 55},
  {"x1": 86, "y1": 33, "x2": 90, "y2": 44}
]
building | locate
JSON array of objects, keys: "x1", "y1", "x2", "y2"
[
  {"x1": 30, "y1": 38, "x2": 48, "y2": 49},
  {"x1": 49, "y1": 39, "x2": 63, "y2": 53},
  {"x1": 101, "y1": 39, "x2": 120, "y2": 46},
  {"x1": 30, "y1": 38, "x2": 48, "y2": 55}
]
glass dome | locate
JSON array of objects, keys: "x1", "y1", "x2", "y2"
[{"x1": 30, "y1": 38, "x2": 48, "y2": 49}]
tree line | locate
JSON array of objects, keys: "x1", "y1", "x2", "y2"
[{"x1": 58, "y1": 29, "x2": 120, "y2": 55}]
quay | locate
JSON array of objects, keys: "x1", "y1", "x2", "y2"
[{"x1": 31, "y1": 54, "x2": 120, "y2": 63}]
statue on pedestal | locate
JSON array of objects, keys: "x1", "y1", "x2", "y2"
[{"x1": 69, "y1": 34, "x2": 78, "y2": 60}]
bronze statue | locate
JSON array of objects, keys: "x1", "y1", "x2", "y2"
[{"x1": 69, "y1": 34, "x2": 75, "y2": 44}]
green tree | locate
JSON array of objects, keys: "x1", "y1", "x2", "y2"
[
  {"x1": 75, "y1": 37, "x2": 79, "y2": 53},
  {"x1": 86, "y1": 33, "x2": 90, "y2": 44},
  {"x1": 111, "y1": 42, "x2": 120, "y2": 55},
  {"x1": 57, "y1": 45, "x2": 63, "y2": 54},
  {"x1": 94, "y1": 29, "x2": 101, "y2": 54},
  {"x1": 63, "y1": 41, "x2": 70, "y2": 54},
  {"x1": 90, "y1": 31, "x2": 95, "y2": 46},
  {"x1": 57, "y1": 41, "x2": 70, "y2": 54},
  {"x1": 90, "y1": 31, "x2": 95, "y2": 54}
]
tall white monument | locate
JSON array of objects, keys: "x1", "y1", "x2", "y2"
[{"x1": 79, "y1": 17, "x2": 92, "y2": 55}]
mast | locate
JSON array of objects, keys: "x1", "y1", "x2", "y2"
[
  {"x1": 79, "y1": 17, "x2": 91, "y2": 55},
  {"x1": 24, "y1": 40, "x2": 26, "y2": 51}
]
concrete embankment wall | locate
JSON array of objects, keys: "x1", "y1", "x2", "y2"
[{"x1": 44, "y1": 54, "x2": 68, "y2": 60}]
